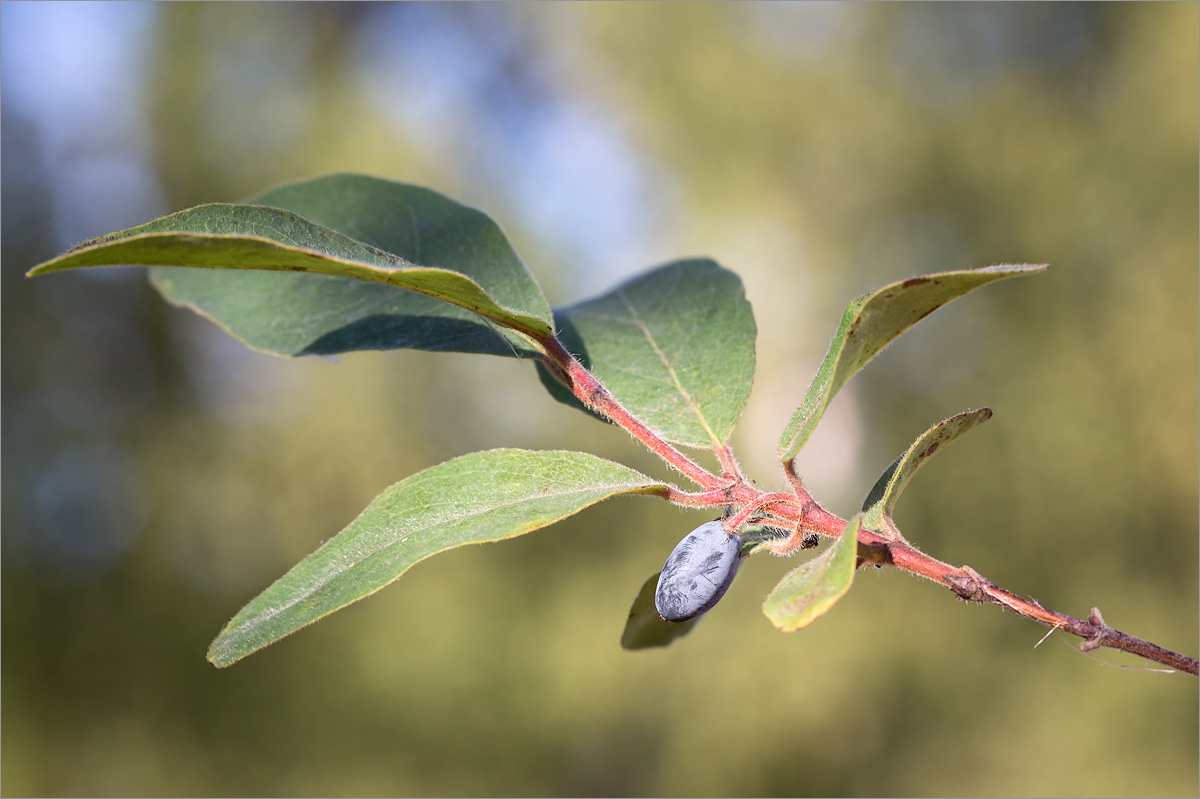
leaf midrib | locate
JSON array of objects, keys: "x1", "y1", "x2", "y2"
[{"x1": 617, "y1": 289, "x2": 720, "y2": 448}]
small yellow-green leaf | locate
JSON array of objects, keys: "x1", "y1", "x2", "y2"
[
  {"x1": 763, "y1": 514, "x2": 861, "y2": 632},
  {"x1": 207, "y1": 449, "x2": 669, "y2": 667},
  {"x1": 861, "y1": 408, "x2": 993, "y2": 531},
  {"x1": 778, "y1": 265, "x2": 1046, "y2": 463}
]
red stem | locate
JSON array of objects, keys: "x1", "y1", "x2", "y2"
[
  {"x1": 537, "y1": 335, "x2": 720, "y2": 488},
  {"x1": 534, "y1": 331, "x2": 1198, "y2": 676}
]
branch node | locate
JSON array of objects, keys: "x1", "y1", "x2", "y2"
[
  {"x1": 1080, "y1": 606, "x2": 1112, "y2": 653},
  {"x1": 946, "y1": 573, "x2": 980, "y2": 601},
  {"x1": 946, "y1": 566, "x2": 991, "y2": 602}
]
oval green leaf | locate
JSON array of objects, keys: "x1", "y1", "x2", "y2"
[
  {"x1": 28, "y1": 174, "x2": 554, "y2": 357},
  {"x1": 619, "y1": 571, "x2": 701, "y2": 650},
  {"x1": 207, "y1": 449, "x2": 669, "y2": 667},
  {"x1": 861, "y1": 408, "x2": 993, "y2": 533},
  {"x1": 763, "y1": 514, "x2": 861, "y2": 632},
  {"x1": 777, "y1": 265, "x2": 1046, "y2": 463},
  {"x1": 540, "y1": 259, "x2": 757, "y2": 451}
]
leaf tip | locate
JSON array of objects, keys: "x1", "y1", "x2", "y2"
[
  {"x1": 206, "y1": 622, "x2": 259, "y2": 668},
  {"x1": 205, "y1": 639, "x2": 235, "y2": 669}
]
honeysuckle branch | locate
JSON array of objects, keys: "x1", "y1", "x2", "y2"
[
  {"x1": 538, "y1": 331, "x2": 1198, "y2": 677},
  {"x1": 860, "y1": 527, "x2": 1198, "y2": 675},
  {"x1": 28, "y1": 174, "x2": 1189, "y2": 680},
  {"x1": 767, "y1": 495, "x2": 1198, "y2": 675}
]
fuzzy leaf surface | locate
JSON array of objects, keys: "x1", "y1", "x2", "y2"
[
  {"x1": 543, "y1": 259, "x2": 756, "y2": 450},
  {"x1": 861, "y1": 408, "x2": 993, "y2": 531},
  {"x1": 28, "y1": 174, "x2": 553, "y2": 357},
  {"x1": 207, "y1": 449, "x2": 668, "y2": 667},
  {"x1": 777, "y1": 265, "x2": 1046, "y2": 462},
  {"x1": 619, "y1": 571, "x2": 701, "y2": 650},
  {"x1": 763, "y1": 514, "x2": 861, "y2": 632}
]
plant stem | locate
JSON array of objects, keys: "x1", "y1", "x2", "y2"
[
  {"x1": 537, "y1": 332, "x2": 1197, "y2": 676},
  {"x1": 857, "y1": 528, "x2": 1199, "y2": 675},
  {"x1": 722, "y1": 489, "x2": 1195, "y2": 675},
  {"x1": 536, "y1": 336, "x2": 720, "y2": 488}
]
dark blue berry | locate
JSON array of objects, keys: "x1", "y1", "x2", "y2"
[{"x1": 655, "y1": 520, "x2": 742, "y2": 622}]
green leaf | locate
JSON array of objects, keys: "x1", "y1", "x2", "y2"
[
  {"x1": 620, "y1": 571, "x2": 701, "y2": 650},
  {"x1": 861, "y1": 408, "x2": 993, "y2": 532},
  {"x1": 207, "y1": 449, "x2": 669, "y2": 667},
  {"x1": 541, "y1": 259, "x2": 757, "y2": 451},
  {"x1": 763, "y1": 514, "x2": 861, "y2": 632},
  {"x1": 28, "y1": 174, "x2": 554, "y2": 357},
  {"x1": 777, "y1": 265, "x2": 1046, "y2": 463}
]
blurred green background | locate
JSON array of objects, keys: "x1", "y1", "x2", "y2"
[{"x1": 3, "y1": 2, "x2": 1196, "y2": 796}]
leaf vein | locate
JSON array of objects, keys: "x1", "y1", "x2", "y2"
[{"x1": 615, "y1": 289, "x2": 720, "y2": 448}]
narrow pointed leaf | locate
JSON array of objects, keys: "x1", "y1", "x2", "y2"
[
  {"x1": 763, "y1": 514, "x2": 861, "y2": 632},
  {"x1": 777, "y1": 265, "x2": 1046, "y2": 462},
  {"x1": 540, "y1": 259, "x2": 757, "y2": 450},
  {"x1": 28, "y1": 174, "x2": 553, "y2": 357},
  {"x1": 861, "y1": 408, "x2": 993, "y2": 531},
  {"x1": 207, "y1": 449, "x2": 669, "y2": 667},
  {"x1": 620, "y1": 571, "x2": 701, "y2": 650}
]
